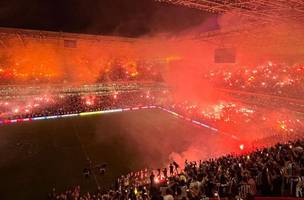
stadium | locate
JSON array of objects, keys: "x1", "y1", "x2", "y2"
[{"x1": 0, "y1": 0, "x2": 304, "y2": 200}]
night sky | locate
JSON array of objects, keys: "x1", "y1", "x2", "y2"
[{"x1": 0, "y1": 0, "x2": 217, "y2": 37}]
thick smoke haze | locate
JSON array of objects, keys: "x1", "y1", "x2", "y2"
[{"x1": 1, "y1": 8, "x2": 304, "y2": 166}]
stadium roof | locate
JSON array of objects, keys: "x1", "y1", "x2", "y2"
[
  {"x1": 156, "y1": 0, "x2": 304, "y2": 23},
  {"x1": 0, "y1": 27, "x2": 140, "y2": 44},
  {"x1": 155, "y1": 0, "x2": 304, "y2": 49}
]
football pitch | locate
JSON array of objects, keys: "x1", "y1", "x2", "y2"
[{"x1": 0, "y1": 109, "x2": 238, "y2": 200}]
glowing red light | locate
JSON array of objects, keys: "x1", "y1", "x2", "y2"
[
  {"x1": 239, "y1": 144, "x2": 244, "y2": 150},
  {"x1": 86, "y1": 100, "x2": 93, "y2": 106},
  {"x1": 154, "y1": 177, "x2": 159, "y2": 183}
]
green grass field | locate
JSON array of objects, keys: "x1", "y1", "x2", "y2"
[{"x1": 0, "y1": 109, "x2": 238, "y2": 200}]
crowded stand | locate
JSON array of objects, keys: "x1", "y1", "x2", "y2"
[
  {"x1": 49, "y1": 138, "x2": 304, "y2": 200},
  {"x1": 0, "y1": 59, "x2": 164, "y2": 85},
  {"x1": 161, "y1": 99, "x2": 304, "y2": 141},
  {"x1": 0, "y1": 90, "x2": 161, "y2": 120},
  {"x1": 204, "y1": 62, "x2": 304, "y2": 100},
  {"x1": 220, "y1": 90, "x2": 304, "y2": 114},
  {"x1": 1, "y1": 85, "x2": 303, "y2": 142}
]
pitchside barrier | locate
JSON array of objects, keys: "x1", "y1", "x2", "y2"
[
  {"x1": 0, "y1": 106, "x2": 157, "y2": 125},
  {"x1": 0, "y1": 106, "x2": 218, "y2": 133},
  {"x1": 0, "y1": 105, "x2": 239, "y2": 140}
]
